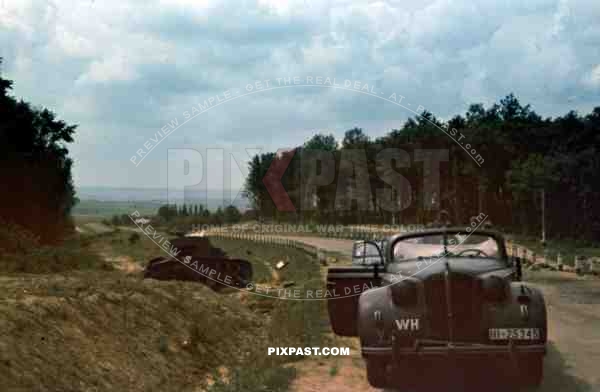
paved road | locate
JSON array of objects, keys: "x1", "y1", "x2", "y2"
[{"x1": 274, "y1": 235, "x2": 355, "y2": 257}]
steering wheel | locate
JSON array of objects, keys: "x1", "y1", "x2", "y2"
[{"x1": 456, "y1": 248, "x2": 489, "y2": 257}]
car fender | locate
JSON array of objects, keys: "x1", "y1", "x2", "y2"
[
  {"x1": 357, "y1": 287, "x2": 394, "y2": 350},
  {"x1": 357, "y1": 285, "x2": 424, "y2": 350},
  {"x1": 486, "y1": 283, "x2": 547, "y2": 343}
]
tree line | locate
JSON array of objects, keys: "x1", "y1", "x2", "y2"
[
  {"x1": 0, "y1": 58, "x2": 77, "y2": 245},
  {"x1": 245, "y1": 94, "x2": 600, "y2": 242},
  {"x1": 155, "y1": 204, "x2": 243, "y2": 225}
]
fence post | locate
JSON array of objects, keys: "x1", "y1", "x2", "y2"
[
  {"x1": 557, "y1": 253, "x2": 563, "y2": 271},
  {"x1": 575, "y1": 255, "x2": 584, "y2": 275}
]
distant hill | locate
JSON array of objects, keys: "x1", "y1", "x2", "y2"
[
  {"x1": 76, "y1": 186, "x2": 248, "y2": 207},
  {"x1": 74, "y1": 187, "x2": 249, "y2": 217}
]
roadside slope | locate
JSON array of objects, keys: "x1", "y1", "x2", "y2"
[{"x1": 0, "y1": 272, "x2": 273, "y2": 392}]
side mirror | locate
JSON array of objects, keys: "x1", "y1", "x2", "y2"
[{"x1": 512, "y1": 257, "x2": 523, "y2": 281}]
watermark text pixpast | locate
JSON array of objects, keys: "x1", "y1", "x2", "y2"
[
  {"x1": 268, "y1": 347, "x2": 350, "y2": 356},
  {"x1": 165, "y1": 146, "x2": 457, "y2": 212}
]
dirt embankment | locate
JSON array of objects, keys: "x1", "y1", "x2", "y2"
[
  {"x1": 0, "y1": 232, "x2": 329, "y2": 392},
  {"x1": 0, "y1": 272, "x2": 272, "y2": 392}
]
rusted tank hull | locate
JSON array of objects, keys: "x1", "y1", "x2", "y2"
[
  {"x1": 143, "y1": 237, "x2": 252, "y2": 291},
  {"x1": 143, "y1": 256, "x2": 252, "y2": 290}
]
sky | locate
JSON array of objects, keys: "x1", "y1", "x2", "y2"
[{"x1": 1, "y1": 0, "x2": 599, "y2": 193}]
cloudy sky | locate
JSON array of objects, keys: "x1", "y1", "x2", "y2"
[{"x1": 1, "y1": 0, "x2": 599, "y2": 192}]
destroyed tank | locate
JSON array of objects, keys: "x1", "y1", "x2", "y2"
[{"x1": 143, "y1": 234, "x2": 252, "y2": 291}]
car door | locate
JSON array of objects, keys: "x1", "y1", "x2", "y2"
[{"x1": 327, "y1": 264, "x2": 384, "y2": 336}]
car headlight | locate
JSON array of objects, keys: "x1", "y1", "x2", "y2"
[
  {"x1": 481, "y1": 275, "x2": 508, "y2": 302},
  {"x1": 390, "y1": 280, "x2": 420, "y2": 307}
]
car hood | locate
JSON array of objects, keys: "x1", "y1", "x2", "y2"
[{"x1": 385, "y1": 257, "x2": 509, "y2": 281}]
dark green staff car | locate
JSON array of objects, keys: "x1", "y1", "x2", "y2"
[{"x1": 327, "y1": 228, "x2": 547, "y2": 390}]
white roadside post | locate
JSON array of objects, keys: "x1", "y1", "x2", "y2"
[
  {"x1": 575, "y1": 256, "x2": 583, "y2": 275},
  {"x1": 587, "y1": 259, "x2": 595, "y2": 275}
]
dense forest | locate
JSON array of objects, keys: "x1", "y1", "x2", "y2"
[
  {"x1": 245, "y1": 95, "x2": 600, "y2": 242},
  {"x1": 0, "y1": 58, "x2": 77, "y2": 246}
]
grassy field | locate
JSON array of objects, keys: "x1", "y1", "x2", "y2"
[{"x1": 73, "y1": 199, "x2": 162, "y2": 217}]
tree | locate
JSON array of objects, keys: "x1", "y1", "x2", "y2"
[
  {"x1": 212, "y1": 207, "x2": 224, "y2": 224},
  {"x1": 342, "y1": 128, "x2": 369, "y2": 149},
  {"x1": 244, "y1": 152, "x2": 277, "y2": 217},
  {"x1": 120, "y1": 214, "x2": 131, "y2": 225},
  {"x1": 224, "y1": 205, "x2": 242, "y2": 223},
  {"x1": 158, "y1": 205, "x2": 171, "y2": 221},
  {"x1": 304, "y1": 133, "x2": 338, "y2": 151},
  {"x1": 0, "y1": 58, "x2": 77, "y2": 243}
]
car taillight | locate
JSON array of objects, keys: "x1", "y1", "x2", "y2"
[
  {"x1": 481, "y1": 275, "x2": 507, "y2": 302},
  {"x1": 390, "y1": 280, "x2": 419, "y2": 307}
]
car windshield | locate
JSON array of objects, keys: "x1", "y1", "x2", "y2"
[{"x1": 392, "y1": 233, "x2": 500, "y2": 262}]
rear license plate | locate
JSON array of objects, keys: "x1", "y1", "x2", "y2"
[{"x1": 488, "y1": 328, "x2": 541, "y2": 340}]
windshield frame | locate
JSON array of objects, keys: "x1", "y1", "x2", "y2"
[
  {"x1": 352, "y1": 239, "x2": 386, "y2": 265},
  {"x1": 385, "y1": 228, "x2": 508, "y2": 266}
]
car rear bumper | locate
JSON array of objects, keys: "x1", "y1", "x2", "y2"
[
  {"x1": 363, "y1": 343, "x2": 546, "y2": 389},
  {"x1": 362, "y1": 342, "x2": 546, "y2": 357}
]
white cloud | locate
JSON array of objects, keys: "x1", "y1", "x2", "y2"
[
  {"x1": 1, "y1": 0, "x2": 599, "y2": 189},
  {"x1": 78, "y1": 57, "x2": 139, "y2": 84},
  {"x1": 583, "y1": 64, "x2": 600, "y2": 88}
]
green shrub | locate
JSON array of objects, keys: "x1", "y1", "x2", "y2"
[{"x1": 128, "y1": 232, "x2": 140, "y2": 244}]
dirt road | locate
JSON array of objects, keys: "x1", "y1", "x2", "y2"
[
  {"x1": 285, "y1": 236, "x2": 600, "y2": 391},
  {"x1": 528, "y1": 271, "x2": 600, "y2": 391}
]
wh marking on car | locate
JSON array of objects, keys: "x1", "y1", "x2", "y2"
[{"x1": 327, "y1": 228, "x2": 547, "y2": 390}]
